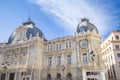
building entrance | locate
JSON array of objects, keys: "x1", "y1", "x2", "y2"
[
  {"x1": 1, "y1": 73, "x2": 6, "y2": 80},
  {"x1": 83, "y1": 69, "x2": 106, "y2": 80},
  {"x1": 9, "y1": 73, "x2": 15, "y2": 80}
]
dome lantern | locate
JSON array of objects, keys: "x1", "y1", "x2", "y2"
[{"x1": 81, "y1": 18, "x2": 89, "y2": 22}]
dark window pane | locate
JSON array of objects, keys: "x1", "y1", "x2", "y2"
[{"x1": 1, "y1": 73, "x2": 6, "y2": 80}]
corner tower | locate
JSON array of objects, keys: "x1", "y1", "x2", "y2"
[
  {"x1": 8, "y1": 18, "x2": 45, "y2": 44},
  {"x1": 0, "y1": 18, "x2": 44, "y2": 80},
  {"x1": 75, "y1": 18, "x2": 105, "y2": 80}
]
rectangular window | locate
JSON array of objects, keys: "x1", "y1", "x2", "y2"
[
  {"x1": 57, "y1": 56, "x2": 61, "y2": 65},
  {"x1": 59, "y1": 44, "x2": 62, "y2": 50},
  {"x1": 69, "y1": 42, "x2": 71, "y2": 48},
  {"x1": 56, "y1": 43, "x2": 62, "y2": 50},
  {"x1": 48, "y1": 45, "x2": 50, "y2": 51},
  {"x1": 115, "y1": 35, "x2": 119, "y2": 40},
  {"x1": 115, "y1": 45, "x2": 119, "y2": 49},
  {"x1": 22, "y1": 58, "x2": 27, "y2": 65},
  {"x1": 66, "y1": 42, "x2": 71, "y2": 49},
  {"x1": 117, "y1": 53, "x2": 120, "y2": 57},
  {"x1": 50, "y1": 45, "x2": 52, "y2": 51},
  {"x1": 67, "y1": 55, "x2": 71, "y2": 64},
  {"x1": 48, "y1": 45, "x2": 52, "y2": 51},
  {"x1": 13, "y1": 59, "x2": 18, "y2": 65},
  {"x1": 109, "y1": 47, "x2": 111, "y2": 50},
  {"x1": 48, "y1": 57, "x2": 52, "y2": 66},
  {"x1": 66, "y1": 43, "x2": 68, "y2": 49},
  {"x1": 56, "y1": 44, "x2": 59, "y2": 50},
  {"x1": 83, "y1": 53, "x2": 87, "y2": 63}
]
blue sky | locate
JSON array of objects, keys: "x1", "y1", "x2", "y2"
[{"x1": 0, "y1": 0, "x2": 120, "y2": 42}]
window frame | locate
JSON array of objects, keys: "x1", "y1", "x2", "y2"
[
  {"x1": 83, "y1": 53, "x2": 87, "y2": 63},
  {"x1": 48, "y1": 57, "x2": 52, "y2": 66},
  {"x1": 67, "y1": 55, "x2": 71, "y2": 64},
  {"x1": 117, "y1": 53, "x2": 120, "y2": 57},
  {"x1": 57, "y1": 56, "x2": 61, "y2": 66},
  {"x1": 115, "y1": 45, "x2": 119, "y2": 49},
  {"x1": 115, "y1": 35, "x2": 119, "y2": 40}
]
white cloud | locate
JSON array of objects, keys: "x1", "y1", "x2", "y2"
[{"x1": 32, "y1": 0, "x2": 119, "y2": 39}]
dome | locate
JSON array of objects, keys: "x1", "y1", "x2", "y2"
[
  {"x1": 8, "y1": 19, "x2": 45, "y2": 44},
  {"x1": 77, "y1": 18, "x2": 99, "y2": 34}
]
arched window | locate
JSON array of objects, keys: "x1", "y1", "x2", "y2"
[
  {"x1": 67, "y1": 73, "x2": 72, "y2": 80},
  {"x1": 56, "y1": 73, "x2": 61, "y2": 80},
  {"x1": 47, "y1": 74, "x2": 51, "y2": 80}
]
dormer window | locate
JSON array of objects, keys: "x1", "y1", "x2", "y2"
[{"x1": 80, "y1": 28, "x2": 86, "y2": 33}]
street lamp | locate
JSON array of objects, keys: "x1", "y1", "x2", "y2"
[{"x1": 61, "y1": 65, "x2": 65, "y2": 80}]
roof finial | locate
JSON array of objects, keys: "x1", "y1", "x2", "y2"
[
  {"x1": 27, "y1": 13, "x2": 31, "y2": 22},
  {"x1": 81, "y1": 18, "x2": 89, "y2": 22}
]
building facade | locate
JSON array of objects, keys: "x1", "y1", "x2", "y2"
[
  {"x1": 0, "y1": 18, "x2": 105, "y2": 80},
  {"x1": 101, "y1": 31, "x2": 120, "y2": 80}
]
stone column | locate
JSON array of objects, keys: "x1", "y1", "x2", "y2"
[
  {"x1": 17, "y1": 72, "x2": 21, "y2": 80},
  {"x1": 14, "y1": 69, "x2": 18, "y2": 80},
  {"x1": 51, "y1": 70, "x2": 56, "y2": 80},
  {"x1": 82, "y1": 69, "x2": 86, "y2": 80},
  {"x1": 6, "y1": 72, "x2": 10, "y2": 80},
  {"x1": 101, "y1": 71, "x2": 105, "y2": 80},
  {"x1": 61, "y1": 70, "x2": 66, "y2": 80},
  {"x1": 41, "y1": 70, "x2": 47, "y2": 80}
]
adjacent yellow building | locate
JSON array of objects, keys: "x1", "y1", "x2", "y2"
[{"x1": 0, "y1": 18, "x2": 105, "y2": 80}]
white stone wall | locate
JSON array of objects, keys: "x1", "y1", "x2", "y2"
[{"x1": 101, "y1": 32, "x2": 120, "y2": 80}]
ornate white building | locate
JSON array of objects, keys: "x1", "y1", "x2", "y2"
[
  {"x1": 101, "y1": 30, "x2": 120, "y2": 80},
  {"x1": 0, "y1": 18, "x2": 105, "y2": 80}
]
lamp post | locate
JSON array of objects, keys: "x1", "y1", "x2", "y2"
[{"x1": 61, "y1": 65, "x2": 65, "y2": 80}]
